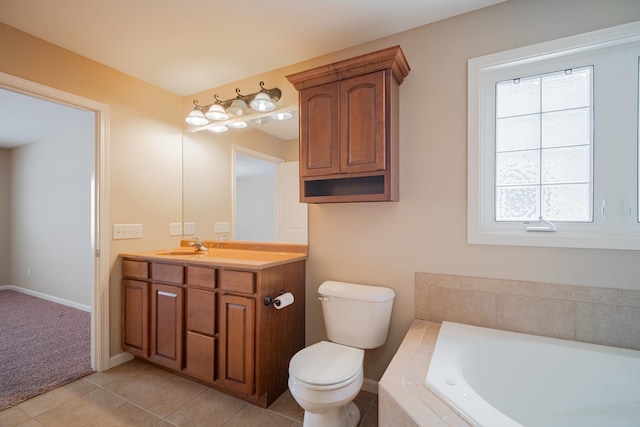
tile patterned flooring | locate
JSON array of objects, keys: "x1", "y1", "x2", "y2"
[{"x1": 0, "y1": 359, "x2": 378, "y2": 427}]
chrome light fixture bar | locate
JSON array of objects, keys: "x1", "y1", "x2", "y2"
[{"x1": 185, "y1": 81, "x2": 281, "y2": 126}]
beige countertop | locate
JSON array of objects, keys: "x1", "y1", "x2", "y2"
[{"x1": 120, "y1": 241, "x2": 307, "y2": 270}]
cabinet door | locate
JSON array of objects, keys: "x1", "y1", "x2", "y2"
[
  {"x1": 217, "y1": 294, "x2": 255, "y2": 396},
  {"x1": 340, "y1": 71, "x2": 386, "y2": 173},
  {"x1": 150, "y1": 283, "x2": 183, "y2": 370},
  {"x1": 121, "y1": 279, "x2": 149, "y2": 357},
  {"x1": 300, "y1": 82, "x2": 340, "y2": 177}
]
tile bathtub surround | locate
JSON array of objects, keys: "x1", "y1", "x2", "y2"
[
  {"x1": 378, "y1": 320, "x2": 471, "y2": 427},
  {"x1": 0, "y1": 359, "x2": 379, "y2": 427},
  {"x1": 415, "y1": 272, "x2": 640, "y2": 350}
]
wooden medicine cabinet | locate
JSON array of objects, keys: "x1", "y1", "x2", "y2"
[{"x1": 286, "y1": 45, "x2": 410, "y2": 203}]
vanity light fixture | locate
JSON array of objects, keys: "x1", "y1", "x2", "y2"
[
  {"x1": 227, "y1": 89, "x2": 250, "y2": 116},
  {"x1": 205, "y1": 96, "x2": 229, "y2": 121},
  {"x1": 270, "y1": 110, "x2": 293, "y2": 121},
  {"x1": 209, "y1": 124, "x2": 229, "y2": 133},
  {"x1": 228, "y1": 121, "x2": 248, "y2": 129},
  {"x1": 185, "y1": 81, "x2": 281, "y2": 126},
  {"x1": 185, "y1": 100, "x2": 209, "y2": 126},
  {"x1": 250, "y1": 92, "x2": 276, "y2": 111}
]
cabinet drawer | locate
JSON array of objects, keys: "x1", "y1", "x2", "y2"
[
  {"x1": 186, "y1": 266, "x2": 216, "y2": 289},
  {"x1": 186, "y1": 288, "x2": 215, "y2": 336},
  {"x1": 185, "y1": 331, "x2": 215, "y2": 382},
  {"x1": 122, "y1": 260, "x2": 149, "y2": 279},
  {"x1": 151, "y1": 263, "x2": 184, "y2": 284},
  {"x1": 219, "y1": 270, "x2": 255, "y2": 294}
]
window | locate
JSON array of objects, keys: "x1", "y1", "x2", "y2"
[{"x1": 468, "y1": 21, "x2": 640, "y2": 250}]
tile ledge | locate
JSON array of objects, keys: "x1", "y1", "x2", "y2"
[{"x1": 379, "y1": 319, "x2": 471, "y2": 427}]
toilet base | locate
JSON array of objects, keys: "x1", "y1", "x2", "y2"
[{"x1": 302, "y1": 401, "x2": 360, "y2": 427}]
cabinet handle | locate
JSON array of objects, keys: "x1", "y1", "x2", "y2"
[{"x1": 158, "y1": 291, "x2": 177, "y2": 298}]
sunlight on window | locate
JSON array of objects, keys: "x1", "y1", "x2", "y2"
[{"x1": 494, "y1": 67, "x2": 593, "y2": 222}]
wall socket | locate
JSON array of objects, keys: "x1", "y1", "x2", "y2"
[
  {"x1": 113, "y1": 224, "x2": 142, "y2": 239},
  {"x1": 169, "y1": 222, "x2": 196, "y2": 236},
  {"x1": 169, "y1": 223, "x2": 182, "y2": 236},
  {"x1": 184, "y1": 223, "x2": 196, "y2": 235}
]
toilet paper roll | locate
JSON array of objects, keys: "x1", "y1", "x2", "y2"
[{"x1": 273, "y1": 292, "x2": 294, "y2": 309}]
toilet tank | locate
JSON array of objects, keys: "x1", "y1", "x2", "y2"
[{"x1": 318, "y1": 281, "x2": 395, "y2": 349}]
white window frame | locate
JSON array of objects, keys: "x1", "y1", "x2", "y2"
[{"x1": 468, "y1": 21, "x2": 640, "y2": 250}]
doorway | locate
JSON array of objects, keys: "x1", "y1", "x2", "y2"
[
  {"x1": 0, "y1": 72, "x2": 110, "y2": 372},
  {"x1": 233, "y1": 147, "x2": 281, "y2": 242}
]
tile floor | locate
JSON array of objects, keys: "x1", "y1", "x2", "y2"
[{"x1": 0, "y1": 359, "x2": 378, "y2": 427}]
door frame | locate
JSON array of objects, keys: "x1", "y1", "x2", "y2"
[{"x1": 0, "y1": 72, "x2": 110, "y2": 372}]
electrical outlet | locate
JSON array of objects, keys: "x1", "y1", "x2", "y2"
[
  {"x1": 169, "y1": 223, "x2": 182, "y2": 236},
  {"x1": 184, "y1": 223, "x2": 196, "y2": 235},
  {"x1": 113, "y1": 224, "x2": 142, "y2": 240}
]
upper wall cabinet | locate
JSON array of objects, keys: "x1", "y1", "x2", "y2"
[{"x1": 287, "y1": 46, "x2": 410, "y2": 203}]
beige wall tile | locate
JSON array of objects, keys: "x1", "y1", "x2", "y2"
[
  {"x1": 415, "y1": 275, "x2": 429, "y2": 320},
  {"x1": 378, "y1": 388, "x2": 420, "y2": 427},
  {"x1": 429, "y1": 287, "x2": 496, "y2": 328},
  {"x1": 623, "y1": 290, "x2": 640, "y2": 308},
  {"x1": 576, "y1": 303, "x2": 640, "y2": 350},
  {"x1": 461, "y1": 276, "x2": 533, "y2": 296},
  {"x1": 416, "y1": 273, "x2": 460, "y2": 289},
  {"x1": 496, "y1": 294, "x2": 576, "y2": 340},
  {"x1": 533, "y1": 282, "x2": 623, "y2": 305}
]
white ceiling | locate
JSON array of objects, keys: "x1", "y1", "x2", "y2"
[
  {"x1": 0, "y1": 87, "x2": 93, "y2": 147},
  {"x1": 0, "y1": 0, "x2": 506, "y2": 148},
  {"x1": 0, "y1": 0, "x2": 505, "y2": 96}
]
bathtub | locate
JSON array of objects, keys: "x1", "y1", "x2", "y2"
[{"x1": 425, "y1": 322, "x2": 640, "y2": 427}]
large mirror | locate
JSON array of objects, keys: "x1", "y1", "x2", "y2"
[{"x1": 182, "y1": 106, "x2": 307, "y2": 244}]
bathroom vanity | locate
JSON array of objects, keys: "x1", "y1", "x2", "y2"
[{"x1": 120, "y1": 242, "x2": 306, "y2": 408}]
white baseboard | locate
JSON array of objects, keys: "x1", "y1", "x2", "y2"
[
  {"x1": 0, "y1": 285, "x2": 91, "y2": 312},
  {"x1": 362, "y1": 378, "x2": 379, "y2": 395},
  {"x1": 110, "y1": 352, "x2": 134, "y2": 369}
]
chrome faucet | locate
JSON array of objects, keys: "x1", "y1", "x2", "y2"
[{"x1": 189, "y1": 238, "x2": 208, "y2": 252}]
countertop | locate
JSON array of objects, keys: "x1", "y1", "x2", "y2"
[{"x1": 120, "y1": 241, "x2": 307, "y2": 270}]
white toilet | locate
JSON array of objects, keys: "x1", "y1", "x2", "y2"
[{"x1": 288, "y1": 280, "x2": 395, "y2": 427}]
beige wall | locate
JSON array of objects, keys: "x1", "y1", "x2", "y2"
[
  {"x1": 9, "y1": 116, "x2": 94, "y2": 305},
  {"x1": 0, "y1": 148, "x2": 9, "y2": 285},
  {"x1": 299, "y1": 0, "x2": 640, "y2": 382},
  {"x1": 2, "y1": 0, "x2": 640, "y2": 386},
  {"x1": 0, "y1": 22, "x2": 183, "y2": 356}
]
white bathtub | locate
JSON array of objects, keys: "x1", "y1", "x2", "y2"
[{"x1": 425, "y1": 322, "x2": 640, "y2": 427}]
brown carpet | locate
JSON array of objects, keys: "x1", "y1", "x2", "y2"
[{"x1": 0, "y1": 290, "x2": 93, "y2": 410}]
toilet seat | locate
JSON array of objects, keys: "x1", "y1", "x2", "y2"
[{"x1": 289, "y1": 341, "x2": 364, "y2": 390}]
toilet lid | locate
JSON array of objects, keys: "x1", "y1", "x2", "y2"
[{"x1": 289, "y1": 341, "x2": 364, "y2": 386}]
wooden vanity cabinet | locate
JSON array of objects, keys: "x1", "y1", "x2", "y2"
[
  {"x1": 121, "y1": 260, "x2": 150, "y2": 357},
  {"x1": 149, "y1": 282, "x2": 183, "y2": 370},
  {"x1": 184, "y1": 266, "x2": 216, "y2": 382},
  {"x1": 120, "y1": 256, "x2": 305, "y2": 408},
  {"x1": 121, "y1": 278, "x2": 149, "y2": 357},
  {"x1": 287, "y1": 45, "x2": 410, "y2": 203},
  {"x1": 148, "y1": 263, "x2": 184, "y2": 370},
  {"x1": 218, "y1": 293, "x2": 255, "y2": 395}
]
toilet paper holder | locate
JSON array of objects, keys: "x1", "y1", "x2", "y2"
[{"x1": 264, "y1": 290, "x2": 290, "y2": 307}]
